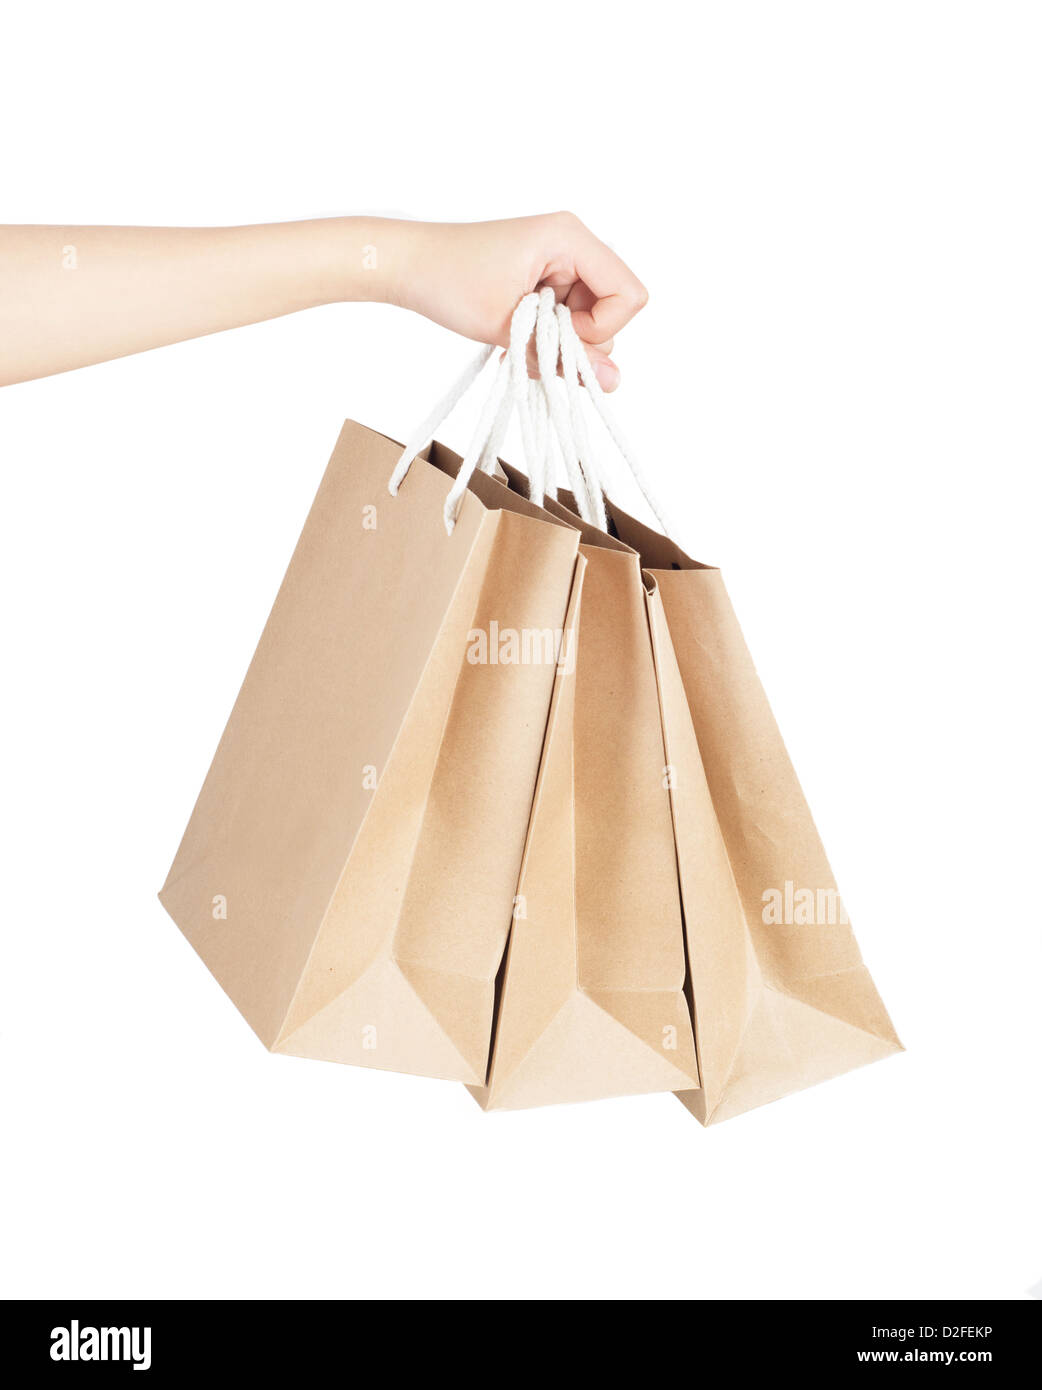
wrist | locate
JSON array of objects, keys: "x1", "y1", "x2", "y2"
[{"x1": 335, "y1": 217, "x2": 422, "y2": 308}]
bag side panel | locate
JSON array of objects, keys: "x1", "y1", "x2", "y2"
[
  {"x1": 655, "y1": 568, "x2": 902, "y2": 1120},
  {"x1": 159, "y1": 420, "x2": 488, "y2": 1046}
]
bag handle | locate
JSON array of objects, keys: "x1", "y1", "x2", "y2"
[
  {"x1": 387, "y1": 340, "x2": 495, "y2": 502},
  {"x1": 389, "y1": 292, "x2": 668, "y2": 537},
  {"x1": 550, "y1": 300, "x2": 670, "y2": 537},
  {"x1": 478, "y1": 292, "x2": 599, "y2": 528},
  {"x1": 531, "y1": 289, "x2": 605, "y2": 529}
]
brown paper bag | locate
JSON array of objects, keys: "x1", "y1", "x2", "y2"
[
  {"x1": 467, "y1": 473, "x2": 700, "y2": 1109},
  {"x1": 160, "y1": 419, "x2": 580, "y2": 1084},
  {"x1": 597, "y1": 501, "x2": 903, "y2": 1123}
]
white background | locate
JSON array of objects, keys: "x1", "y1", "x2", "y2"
[{"x1": 1, "y1": 2, "x2": 1039, "y2": 1301}]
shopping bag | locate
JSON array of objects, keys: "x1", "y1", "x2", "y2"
[
  {"x1": 454, "y1": 293, "x2": 700, "y2": 1108},
  {"x1": 160, "y1": 404, "x2": 581, "y2": 1085},
  {"x1": 470, "y1": 525, "x2": 701, "y2": 1108},
  {"x1": 513, "y1": 296, "x2": 901, "y2": 1122},
  {"x1": 646, "y1": 552, "x2": 903, "y2": 1122}
]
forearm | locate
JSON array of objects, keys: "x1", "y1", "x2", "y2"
[
  {"x1": 0, "y1": 218, "x2": 407, "y2": 386},
  {"x1": 0, "y1": 212, "x2": 644, "y2": 391}
]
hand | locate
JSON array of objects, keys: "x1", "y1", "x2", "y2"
[{"x1": 387, "y1": 213, "x2": 648, "y2": 392}]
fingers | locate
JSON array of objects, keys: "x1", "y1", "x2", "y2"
[
  {"x1": 556, "y1": 213, "x2": 649, "y2": 344},
  {"x1": 565, "y1": 294, "x2": 618, "y2": 386},
  {"x1": 523, "y1": 338, "x2": 621, "y2": 392}
]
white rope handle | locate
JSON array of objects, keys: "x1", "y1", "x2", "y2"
[
  {"x1": 479, "y1": 291, "x2": 538, "y2": 478},
  {"x1": 522, "y1": 377, "x2": 550, "y2": 508},
  {"x1": 533, "y1": 289, "x2": 603, "y2": 529},
  {"x1": 390, "y1": 290, "x2": 601, "y2": 534},
  {"x1": 553, "y1": 306, "x2": 671, "y2": 538},
  {"x1": 388, "y1": 290, "x2": 668, "y2": 537},
  {"x1": 555, "y1": 302, "x2": 608, "y2": 533},
  {"x1": 388, "y1": 342, "x2": 495, "y2": 497},
  {"x1": 441, "y1": 356, "x2": 513, "y2": 533}
]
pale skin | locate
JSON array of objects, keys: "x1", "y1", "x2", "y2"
[{"x1": 0, "y1": 214, "x2": 648, "y2": 390}]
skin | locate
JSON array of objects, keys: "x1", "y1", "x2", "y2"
[{"x1": 0, "y1": 213, "x2": 647, "y2": 389}]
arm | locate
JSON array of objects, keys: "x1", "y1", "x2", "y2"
[{"x1": 0, "y1": 214, "x2": 647, "y2": 389}]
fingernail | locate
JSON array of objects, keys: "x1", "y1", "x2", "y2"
[{"x1": 595, "y1": 359, "x2": 621, "y2": 392}]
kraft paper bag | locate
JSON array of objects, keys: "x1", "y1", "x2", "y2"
[
  {"x1": 589, "y1": 499, "x2": 902, "y2": 1124},
  {"x1": 160, "y1": 419, "x2": 580, "y2": 1085},
  {"x1": 467, "y1": 471, "x2": 700, "y2": 1109}
]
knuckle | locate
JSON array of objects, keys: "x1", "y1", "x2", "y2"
[{"x1": 551, "y1": 209, "x2": 581, "y2": 231}]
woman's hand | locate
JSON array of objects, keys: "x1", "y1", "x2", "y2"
[{"x1": 384, "y1": 213, "x2": 647, "y2": 392}]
